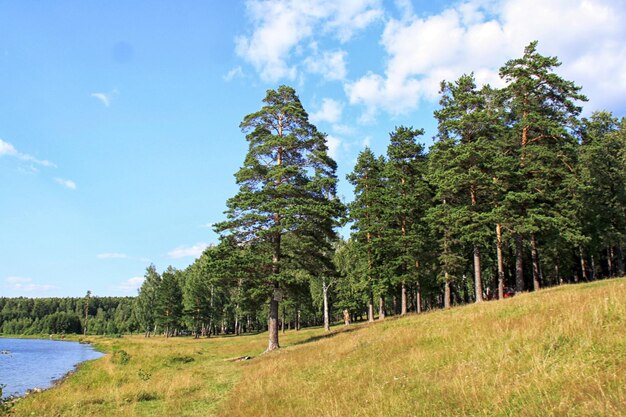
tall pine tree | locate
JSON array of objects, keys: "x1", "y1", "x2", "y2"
[
  {"x1": 383, "y1": 126, "x2": 432, "y2": 314},
  {"x1": 347, "y1": 148, "x2": 387, "y2": 321},
  {"x1": 499, "y1": 41, "x2": 587, "y2": 291},
  {"x1": 215, "y1": 85, "x2": 341, "y2": 351}
]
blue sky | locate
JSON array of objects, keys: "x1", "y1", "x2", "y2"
[{"x1": 2, "y1": 0, "x2": 625, "y2": 297}]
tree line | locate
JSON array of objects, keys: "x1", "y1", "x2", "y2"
[
  {"x1": 134, "y1": 42, "x2": 625, "y2": 351},
  {"x1": 0, "y1": 295, "x2": 134, "y2": 335},
  {"x1": 3, "y1": 42, "x2": 624, "y2": 347}
]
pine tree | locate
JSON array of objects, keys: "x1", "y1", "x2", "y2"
[
  {"x1": 134, "y1": 264, "x2": 161, "y2": 337},
  {"x1": 215, "y1": 85, "x2": 341, "y2": 351},
  {"x1": 183, "y1": 260, "x2": 211, "y2": 338},
  {"x1": 578, "y1": 112, "x2": 626, "y2": 277},
  {"x1": 156, "y1": 266, "x2": 183, "y2": 337},
  {"x1": 427, "y1": 138, "x2": 467, "y2": 308},
  {"x1": 433, "y1": 74, "x2": 501, "y2": 303},
  {"x1": 347, "y1": 148, "x2": 387, "y2": 321},
  {"x1": 499, "y1": 41, "x2": 587, "y2": 291},
  {"x1": 333, "y1": 239, "x2": 369, "y2": 322},
  {"x1": 382, "y1": 126, "x2": 432, "y2": 314}
]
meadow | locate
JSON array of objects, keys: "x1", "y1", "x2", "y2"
[{"x1": 9, "y1": 278, "x2": 625, "y2": 417}]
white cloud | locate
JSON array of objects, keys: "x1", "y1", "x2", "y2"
[
  {"x1": 115, "y1": 276, "x2": 145, "y2": 293},
  {"x1": 394, "y1": 0, "x2": 414, "y2": 21},
  {"x1": 236, "y1": 0, "x2": 383, "y2": 82},
  {"x1": 54, "y1": 177, "x2": 77, "y2": 190},
  {"x1": 332, "y1": 124, "x2": 355, "y2": 136},
  {"x1": 18, "y1": 165, "x2": 39, "y2": 175},
  {"x1": 97, "y1": 252, "x2": 128, "y2": 260},
  {"x1": 167, "y1": 243, "x2": 209, "y2": 259},
  {"x1": 326, "y1": 135, "x2": 341, "y2": 160},
  {"x1": 223, "y1": 66, "x2": 245, "y2": 81},
  {"x1": 346, "y1": 0, "x2": 626, "y2": 116},
  {"x1": 310, "y1": 98, "x2": 344, "y2": 124},
  {"x1": 304, "y1": 49, "x2": 347, "y2": 81},
  {"x1": 326, "y1": 0, "x2": 384, "y2": 42},
  {"x1": 0, "y1": 139, "x2": 56, "y2": 167},
  {"x1": 91, "y1": 89, "x2": 119, "y2": 107},
  {"x1": 0, "y1": 139, "x2": 17, "y2": 156},
  {"x1": 6, "y1": 276, "x2": 31, "y2": 284},
  {"x1": 5, "y1": 276, "x2": 60, "y2": 292}
]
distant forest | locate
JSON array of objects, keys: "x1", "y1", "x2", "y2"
[
  {"x1": 0, "y1": 296, "x2": 134, "y2": 335},
  {"x1": 2, "y1": 42, "x2": 625, "y2": 344}
]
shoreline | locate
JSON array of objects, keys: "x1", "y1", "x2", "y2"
[{"x1": 0, "y1": 336, "x2": 106, "y2": 400}]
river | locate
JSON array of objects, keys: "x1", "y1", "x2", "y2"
[{"x1": 0, "y1": 338, "x2": 103, "y2": 398}]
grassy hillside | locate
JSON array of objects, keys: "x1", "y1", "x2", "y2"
[{"x1": 10, "y1": 278, "x2": 625, "y2": 417}]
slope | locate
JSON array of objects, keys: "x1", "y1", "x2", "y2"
[{"x1": 217, "y1": 279, "x2": 625, "y2": 417}]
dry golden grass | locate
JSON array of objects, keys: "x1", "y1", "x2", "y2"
[
  {"x1": 9, "y1": 327, "x2": 323, "y2": 417},
  {"x1": 217, "y1": 279, "x2": 626, "y2": 417},
  {"x1": 10, "y1": 278, "x2": 626, "y2": 417}
]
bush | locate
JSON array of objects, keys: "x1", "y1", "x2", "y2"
[
  {"x1": 111, "y1": 350, "x2": 131, "y2": 365},
  {"x1": 167, "y1": 355, "x2": 195, "y2": 365},
  {"x1": 0, "y1": 384, "x2": 14, "y2": 415}
]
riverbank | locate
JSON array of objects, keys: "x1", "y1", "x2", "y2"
[
  {"x1": 8, "y1": 278, "x2": 626, "y2": 416},
  {"x1": 0, "y1": 337, "x2": 103, "y2": 401},
  {"x1": 8, "y1": 330, "x2": 284, "y2": 416}
]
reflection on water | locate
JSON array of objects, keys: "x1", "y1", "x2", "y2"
[{"x1": 0, "y1": 338, "x2": 103, "y2": 397}]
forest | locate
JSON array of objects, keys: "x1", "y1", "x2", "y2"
[
  {"x1": 0, "y1": 295, "x2": 134, "y2": 335},
  {"x1": 2, "y1": 42, "x2": 625, "y2": 349}
]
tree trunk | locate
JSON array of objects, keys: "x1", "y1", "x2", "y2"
[
  {"x1": 591, "y1": 255, "x2": 597, "y2": 280},
  {"x1": 607, "y1": 247, "x2": 614, "y2": 276},
  {"x1": 401, "y1": 282, "x2": 407, "y2": 315},
  {"x1": 474, "y1": 245, "x2": 483, "y2": 302},
  {"x1": 416, "y1": 282, "x2": 422, "y2": 314},
  {"x1": 367, "y1": 291, "x2": 375, "y2": 323},
  {"x1": 268, "y1": 295, "x2": 280, "y2": 351},
  {"x1": 322, "y1": 279, "x2": 330, "y2": 332},
  {"x1": 296, "y1": 309, "x2": 301, "y2": 331},
  {"x1": 281, "y1": 307, "x2": 286, "y2": 334},
  {"x1": 444, "y1": 273, "x2": 451, "y2": 309},
  {"x1": 530, "y1": 233, "x2": 541, "y2": 291},
  {"x1": 617, "y1": 243, "x2": 624, "y2": 276},
  {"x1": 579, "y1": 247, "x2": 588, "y2": 281},
  {"x1": 267, "y1": 230, "x2": 281, "y2": 351},
  {"x1": 470, "y1": 186, "x2": 483, "y2": 302},
  {"x1": 378, "y1": 296, "x2": 385, "y2": 320},
  {"x1": 515, "y1": 234, "x2": 524, "y2": 292},
  {"x1": 496, "y1": 224, "x2": 505, "y2": 300}
]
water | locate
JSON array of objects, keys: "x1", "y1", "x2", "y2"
[{"x1": 0, "y1": 338, "x2": 104, "y2": 397}]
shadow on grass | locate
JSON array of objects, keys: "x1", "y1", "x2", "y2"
[
  {"x1": 213, "y1": 331, "x2": 265, "y2": 339},
  {"x1": 290, "y1": 325, "x2": 365, "y2": 347}
]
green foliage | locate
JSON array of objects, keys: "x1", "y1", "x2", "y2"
[
  {"x1": 134, "y1": 265, "x2": 161, "y2": 335},
  {"x1": 346, "y1": 148, "x2": 387, "y2": 315},
  {"x1": 167, "y1": 355, "x2": 195, "y2": 365},
  {"x1": 4, "y1": 43, "x2": 624, "y2": 340},
  {"x1": 382, "y1": 127, "x2": 433, "y2": 296},
  {"x1": 0, "y1": 384, "x2": 15, "y2": 415},
  {"x1": 215, "y1": 85, "x2": 343, "y2": 347},
  {"x1": 137, "y1": 369, "x2": 151, "y2": 381},
  {"x1": 0, "y1": 296, "x2": 136, "y2": 335},
  {"x1": 111, "y1": 350, "x2": 131, "y2": 365},
  {"x1": 156, "y1": 267, "x2": 183, "y2": 336}
]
